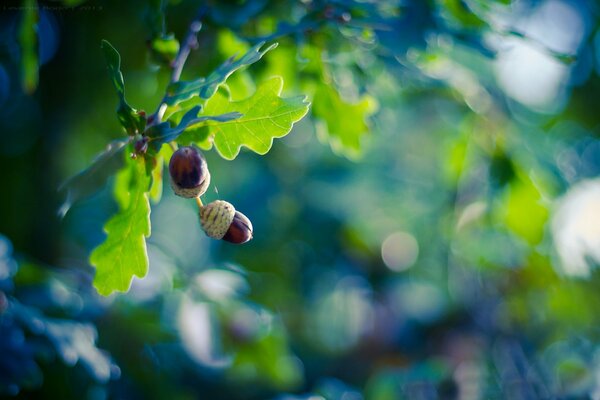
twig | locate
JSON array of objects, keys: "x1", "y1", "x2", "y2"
[{"x1": 148, "y1": 6, "x2": 208, "y2": 127}]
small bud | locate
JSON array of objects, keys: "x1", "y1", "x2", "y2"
[
  {"x1": 200, "y1": 200, "x2": 253, "y2": 244},
  {"x1": 169, "y1": 146, "x2": 211, "y2": 198}
]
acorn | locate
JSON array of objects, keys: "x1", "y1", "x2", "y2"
[
  {"x1": 200, "y1": 200, "x2": 253, "y2": 244},
  {"x1": 224, "y1": 211, "x2": 254, "y2": 244},
  {"x1": 169, "y1": 146, "x2": 211, "y2": 198}
]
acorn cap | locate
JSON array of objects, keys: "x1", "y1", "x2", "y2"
[
  {"x1": 169, "y1": 146, "x2": 211, "y2": 198},
  {"x1": 200, "y1": 200, "x2": 236, "y2": 239}
]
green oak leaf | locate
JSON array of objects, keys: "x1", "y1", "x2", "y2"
[
  {"x1": 312, "y1": 84, "x2": 377, "y2": 159},
  {"x1": 58, "y1": 139, "x2": 128, "y2": 218},
  {"x1": 90, "y1": 157, "x2": 151, "y2": 296},
  {"x1": 165, "y1": 41, "x2": 278, "y2": 106},
  {"x1": 114, "y1": 150, "x2": 164, "y2": 206},
  {"x1": 215, "y1": 30, "x2": 256, "y2": 98},
  {"x1": 146, "y1": 105, "x2": 242, "y2": 152},
  {"x1": 180, "y1": 76, "x2": 309, "y2": 160},
  {"x1": 101, "y1": 40, "x2": 146, "y2": 135},
  {"x1": 113, "y1": 161, "x2": 133, "y2": 210}
]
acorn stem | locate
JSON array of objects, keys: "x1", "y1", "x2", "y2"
[
  {"x1": 195, "y1": 196, "x2": 204, "y2": 209},
  {"x1": 169, "y1": 142, "x2": 178, "y2": 152}
]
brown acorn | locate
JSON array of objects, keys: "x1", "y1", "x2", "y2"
[
  {"x1": 169, "y1": 146, "x2": 210, "y2": 198},
  {"x1": 200, "y1": 200, "x2": 253, "y2": 244},
  {"x1": 223, "y1": 211, "x2": 253, "y2": 244}
]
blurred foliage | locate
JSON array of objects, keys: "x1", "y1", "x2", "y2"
[
  {"x1": 2, "y1": 0, "x2": 600, "y2": 399},
  {"x1": 18, "y1": 0, "x2": 38, "y2": 93}
]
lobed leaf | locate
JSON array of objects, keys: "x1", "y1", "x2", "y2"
[
  {"x1": 179, "y1": 76, "x2": 309, "y2": 160},
  {"x1": 165, "y1": 41, "x2": 278, "y2": 106},
  {"x1": 101, "y1": 40, "x2": 146, "y2": 135},
  {"x1": 58, "y1": 139, "x2": 128, "y2": 218},
  {"x1": 146, "y1": 106, "x2": 242, "y2": 152},
  {"x1": 90, "y1": 157, "x2": 151, "y2": 296},
  {"x1": 312, "y1": 84, "x2": 377, "y2": 159}
]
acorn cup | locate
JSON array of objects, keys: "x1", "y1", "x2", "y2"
[
  {"x1": 168, "y1": 146, "x2": 211, "y2": 198},
  {"x1": 200, "y1": 200, "x2": 253, "y2": 244}
]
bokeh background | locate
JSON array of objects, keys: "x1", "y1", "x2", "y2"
[{"x1": 2, "y1": 0, "x2": 600, "y2": 399}]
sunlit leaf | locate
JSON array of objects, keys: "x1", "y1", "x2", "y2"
[
  {"x1": 146, "y1": 106, "x2": 242, "y2": 152},
  {"x1": 112, "y1": 160, "x2": 132, "y2": 210},
  {"x1": 180, "y1": 77, "x2": 309, "y2": 160},
  {"x1": 312, "y1": 84, "x2": 377, "y2": 159},
  {"x1": 90, "y1": 157, "x2": 151, "y2": 296},
  {"x1": 216, "y1": 30, "x2": 255, "y2": 98},
  {"x1": 165, "y1": 42, "x2": 278, "y2": 106}
]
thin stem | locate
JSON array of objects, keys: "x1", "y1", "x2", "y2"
[
  {"x1": 195, "y1": 196, "x2": 204, "y2": 209},
  {"x1": 148, "y1": 6, "x2": 208, "y2": 127},
  {"x1": 171, "y1": 21, "x2": 203, "y2": 82}
]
